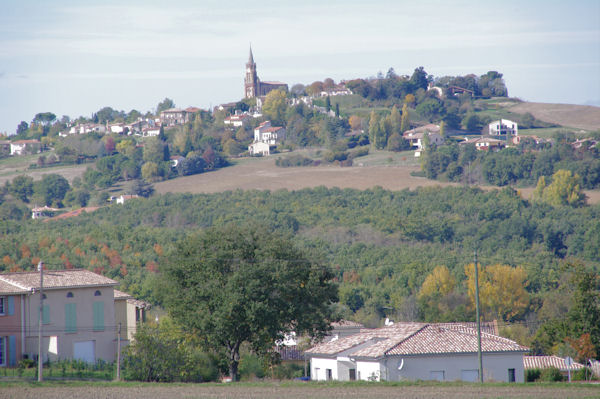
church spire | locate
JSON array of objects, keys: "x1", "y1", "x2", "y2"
[{"x1": 248, "y1": 45, "x2": 254, "y2": 65}]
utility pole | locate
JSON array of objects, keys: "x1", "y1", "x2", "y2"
[
  {"x1": 37, "y1": 261, "x2": 44, "y2": 382},
  {"x1": 116, "y1": 323, "x2": 121, "y2": 380},
  {"x1": 474, "y1": 250, "x2": 483, "y2": 383}
]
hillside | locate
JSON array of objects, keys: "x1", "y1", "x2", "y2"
[{"x1": 509, "y1": 102, "x2": 600, "y2": 131}]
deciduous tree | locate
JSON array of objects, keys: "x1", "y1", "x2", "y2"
[{"x1": 162, "y1": 224, "x2": 338, "y2": 381}]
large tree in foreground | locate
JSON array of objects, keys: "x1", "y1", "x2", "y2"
[{"x1": 163, "y1": 224, "x2": 338, "y2": 381}]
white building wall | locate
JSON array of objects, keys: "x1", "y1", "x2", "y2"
[
  {"x1": 357, "y1": 360, "x2": 382, "y2": 381},
  {"x1": 311, "y1": 357, "x2": 338, "y2": 381},
  {"x1": 383, "y1": 353, "x2": 525, "y2": 383}
]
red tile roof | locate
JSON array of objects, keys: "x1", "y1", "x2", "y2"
[
  {"x1": 523, "y1": 355, "x2": 584, "y2": 371},
  {"x1": 0, "y1": 269, "x2": 118, "y2": 291},
  {"x1": 307, "y1": 322, "x2": 527, "y2": 359}
]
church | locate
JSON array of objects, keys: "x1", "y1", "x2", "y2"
[{"x1": 244, "y1": 47, "x2": 288, "y2": 98}]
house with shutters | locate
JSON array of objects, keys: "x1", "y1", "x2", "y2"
[
  {"x1": 0, "y1": 269, "x2": 144, "y2": 365},
  {"x1": 306, "y1": 322, "x2": 528, "y2": 383}
]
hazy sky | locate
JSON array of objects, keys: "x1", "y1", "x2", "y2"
[{"x1": 1, "y1": 0, "x2": 599, "y2": 134}]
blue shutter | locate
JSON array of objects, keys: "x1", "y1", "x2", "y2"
[
  {"x1": 7, "y1": 296, "x2": 14, "y2": 316},
  {"x1": 93, "y1": 302, "x2": 104, "y2": 331},
  {"x1": 42, "y1": 305, "x2": 50, "y2": 324},
  {"x1": 8, "y1": 335, "x2": 16, "y2": 366},
  {"x1": 65, "y1": 303, "x2": 77, "y2": 333}
]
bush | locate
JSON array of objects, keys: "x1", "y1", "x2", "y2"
[
  {"x1": 539, "y1": 367, "x2": 563, "y2": 382},
  {"x1": 275, "y1": 154, "x2": 315, "y2": 167},
  {"x1": 526, "y1": 368, "x2": 541, "y2": 382},
  {"x1": 573, "y1": 367, "x2": 597, "y2": 381}
]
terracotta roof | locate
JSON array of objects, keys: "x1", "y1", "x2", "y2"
[
  {"x1": 0, "y1": 269, "x2": 118, "y2": 291},
  {"x1": 523, "y1": 356, "x2": 584, "y2": 371},
  {"x1": 161, "y1": 108, "x2": 185, "y2": 113},
  {"x1": 114, "y1": 289, "x2": 151, "y2": 308},
  {"x1": 331, "y1": 320, "x2": 364, "y2": 329},
  {"x1": 386, "y1": 324, "x2": 527, "y2": 356},
  {"x1": 0, "y1": 279, "x2": 28, "y2": 294},
  {"x1": 403, "y1": 124, "x2": 440, "y2": 136},
  {"x1": 306, "y1": 323, "x2": 426, "y2": 357},
  {"x1": 113, "y1": 289, "x2": 132, "y2": 299},
  {"x1": 435, "y1": 321, "x2": 498, "y2": 336},
  {"x1": 307, "y1": 322, "x2": 527, "y2": 359},
  {"x1": 12, "y1": 139, "x2": 41, "y2": 144}
]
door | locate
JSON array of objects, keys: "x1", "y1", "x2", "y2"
[
  {"x1": 349, "y1": 368, "x2": 356, "y2": 381},
  {"x1": 73, "y1": 341, "x2": 95, "y2": 363}
]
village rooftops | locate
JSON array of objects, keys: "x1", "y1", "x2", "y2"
[
  {"x1": 0, "y1": 269, "x2": 118, "y2": 291},
  {"x1": 306, "y1": 322, "x2": 527, "y2": 360}
]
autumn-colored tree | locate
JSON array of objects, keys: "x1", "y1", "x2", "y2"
[
  {"x1": 154, "y1": 243, "x2": 164, "y2": 257},
  {"x1": 368, "y1": 111, "x2": 380, "y2": 149},
  {"x1": 567, "y1": 333, "x2": 597, "y2": 363},
  {"x1": 540, "y1": 170, "x2": 586, "y2": 207},
  {"x1": 141, "y1": 162, "x2": 160, "y2": 182},
  {"x1": 400, "y1": 103, "x2": 410, "y2": 133},
  {"x1": 419, "y1": 266, "x2": 456, "y2": 299},
  {"x1": 389, "y1": 105, "x2": 401, "y2": 134},
  {"x1": 404, "y1": 94, "x2": 415, "y2": 106},
  {"x1": 349, "y1": 115, "x2": 363, "y2": 131},
  {"x1": 20, "y1": 244, "x2": 31, "y2": 260},
  {"x1": 262, "y1": 90, "x2": 288, "y2": 125},
  {"x1": 465, "y1": 263, "x2": 529, "y2": 321}
]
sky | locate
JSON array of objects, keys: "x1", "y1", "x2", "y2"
[{"x1": 0, "y1": 0, "x2": 599, "y2": 134}]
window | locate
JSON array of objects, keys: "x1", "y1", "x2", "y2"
[
  {"x1": 66, "y1": 292, "x2": 74, "y2": 298},
  {"x1": 41, "y1": 305, "x2": 50, "y2": 325},
  {"x1": 94, "y1": 290, "x2": 101, "y2": 297},
  {"x1": 93, "y1": 302, "x2": 104, "y2": 331},
  {"x1": 65, "y1": 303, "x2": 77, "y2": 333},
  {"x1": 0, "y1": 337, "x2": 4, "y2": 366},
  {"x1": 508, "y1": 368, "x2": 516, "y2": 383},
  {"x1": 0, "y1": 297, "x2": 4, "y2": 315}
]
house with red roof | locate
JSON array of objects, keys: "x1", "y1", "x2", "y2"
[{"x1": 306, "y1": 322, "x2": 528, "y2": 382}]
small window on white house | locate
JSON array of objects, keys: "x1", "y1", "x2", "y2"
[
  {"x1": 66, "y1": 292, "x2": 74, "y2": 298},
  {"x1": 94, "y1": 290, "x2": 102, "y2": 296}
]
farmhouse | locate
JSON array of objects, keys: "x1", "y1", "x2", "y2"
[
  {"x1": 461, "y1": 136, "x2": 507, "y2": 151},
  {"x1": 0, "y1": 269, "x2": 147, "y2": 366},
  {"x1": 489, "y1": 119, "x2": 518, "y2": 136},
  {"x1": 248, "y1": 121, "x2": 286, "y2": 156},
  {"x1": 306, "y1": 322, "x2": 527, "y2": 382},
  {"x1": 10, "y1": 139, "x2": 41, "y2": 155},
  {"x1": 403, "y1": 124, "x2": 445, "y2": 154}
]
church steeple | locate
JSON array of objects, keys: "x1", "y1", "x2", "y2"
[
  {"x1": 248, "y1": 45, "x2": 254, "y2": 65},
  {"x1": 245, "y1": 45, "x2": 259, "y2": 98}
]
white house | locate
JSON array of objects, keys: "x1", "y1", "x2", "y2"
[
  {"x1": 10, "y1": 140, "x2": 41, "y2": 155},
  {"x1": 224, "y1": 113, "x2": 251, "y2": 127},
  {"x1": 403, "y1": 124, "x2": 445, "y2": 151},
  {"x1": 116, "y1": 195, "x2": 139, "y2": 204},
  {"x1": 248, "y1": 121, "x2": 286, "y2": 156},
  {"x1": 489, "y1": 119, "x2": 518, "y2": 136},
  {"x1": 306, "y1": 322, "x2": 528, "y2": 383},
  {"x1": 461, "y1": 136, "x2": 507, "y2": 152}
]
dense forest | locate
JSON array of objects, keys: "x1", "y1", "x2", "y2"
[{"x1": 0, "y1": 186, "x2": 598, "y2": 355}]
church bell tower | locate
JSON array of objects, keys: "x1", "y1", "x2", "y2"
[{"x1": 244, "y1": 46, "x2": 259, "y2": 98}]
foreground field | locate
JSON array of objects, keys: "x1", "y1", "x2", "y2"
[
  {"x1": 155, "y1": 156, "x2": 600, "y2": 204},
  {"x1": 0, "y1": 381, "x2": 598, "y2": 399}
]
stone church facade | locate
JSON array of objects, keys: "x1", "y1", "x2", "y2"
[{"x1": 244, "y1": 47, "x2": 288, "y2": 98}]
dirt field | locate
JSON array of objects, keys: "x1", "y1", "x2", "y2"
[
  {"x1": 508, "y1": 102, "x2": 600, "y2": 131},
  {"x1": 155, "y1": 157, "x2": 600, "y2": 204},
  {"x1": 0, "y1": 382, "x2": 598, "y2": 399},
  {"x1": 0, "y1": 163, "x2": 88, "y2": 185}
]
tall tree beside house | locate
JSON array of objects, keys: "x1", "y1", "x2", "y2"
[
  {"x1": 162, "y1": 224, "x2": 338, "y2": 381},
  {"x1": 368, "y1": 111, "x2": 380, "y2": 149},
  {"x1": 389, "y1": 105, "x2": 401, "y2": 134},
  {"x1": 400, "y1": 103, "x2": 410, "y2": 133}
]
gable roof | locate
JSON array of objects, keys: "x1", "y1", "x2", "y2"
[
  {"x1": 114, "y1": 289, "x2": 152, "y2": 309},
  {"x1": 523, "y1": 355, "x2": 584, "y2": 371},
  {"x1": 307, "y1": 322, "x2": 527, "y2": 360},
  {"x1": 0, "y1": 269, "x2": 118, "y2": 291}
]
